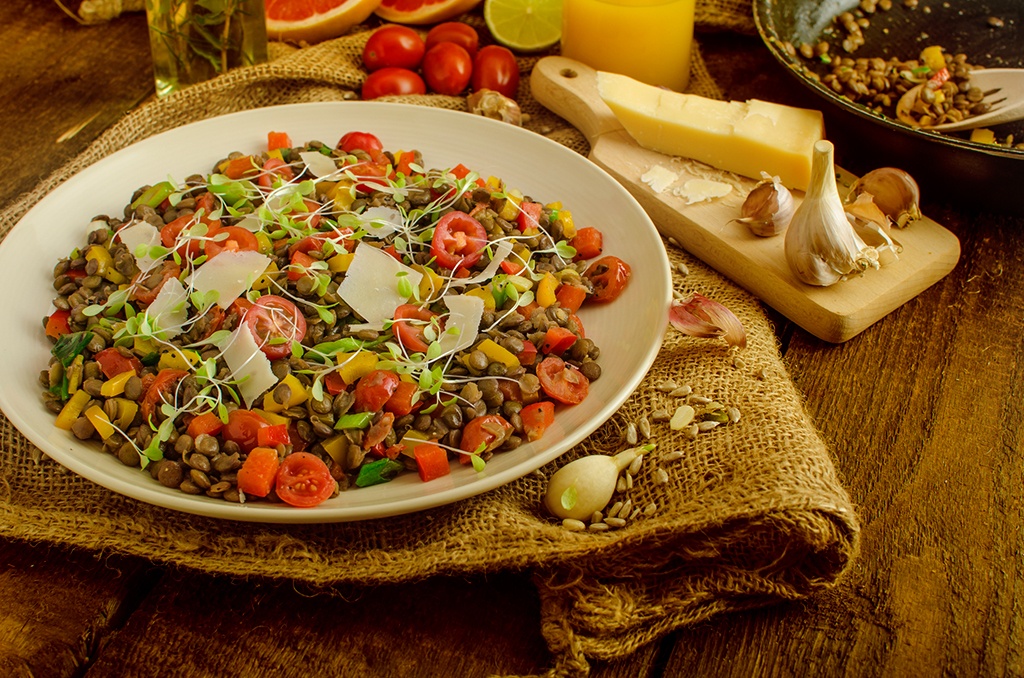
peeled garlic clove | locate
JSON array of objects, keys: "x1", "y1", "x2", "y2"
[
  {"x1": 785, "y1": 140, "x2": 879, "y2": 287},
  {"x1": 845, "y1": 167, "x2": 921, "y2": 228},
  {"x1": 543, "y1": 447, "x2": 645, "y2": 520},
  {"x1": 735, "y1": 172, "x2": 794, "y2": 237}
]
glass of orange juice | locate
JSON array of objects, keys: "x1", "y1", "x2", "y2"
[{"x1": 560, "y1": 0, "x2": 696, "y2": 92}]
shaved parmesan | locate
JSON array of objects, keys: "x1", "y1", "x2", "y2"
[
  {"x1": 437, "y1": 294, "x2": 484, "y2": 355},
  {"x1": 185, "y1": 250, "x2": 271, "y2": 310},
  {"x1": 672, "y1": 179, "x2": 733, "y2": 205},
  {"x1": 145, "y1": 277, "x2": 189, "y2": 340},
  {"x1": 235, "y1": 213, "x2": 262, "y2": 232},
  {"x1": 338, "y1": 243, "x2": 422, "y2": 324},
  {"x1": 117, "y1": 221, "x2": 162, "y2": 271},
  {"x1": 641, "y1": 165, "x2": 679, "y2": 193},
  {"x1": 300, "y1": 151, "x2": 339, "y2": 179},
  {"x1": 359, "y1": 206, "x2": 404, "y2": 238},
  {"x1": 218, "y1": 325, "x2": 278, "y2": 408},
  {"x1": 449, "y1": 239, "x2": 513, "y2": 288}
]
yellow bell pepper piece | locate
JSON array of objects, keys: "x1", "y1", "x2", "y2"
[
  {"x1": 475, "y1": 338, "x2": 520, "y2": 369},
  {"x1": 252, "y1": 261, "x2": 279, "y2": 291},
  {"x1": 255, "y1": 231, "x2": 274, "y2": 255},
  {"x1": 66, "y1": 354, "x2": 84, "y2": 395},
  {"x1": 100, "y1": 370, "x2": 136, "y2": 397},
  {"x1": 251, "y1": 408, "x2": 291, "y2": 427},
  {"x1": 921, "y1": 45, "x2": 946, "y2": 73},
  {"x1": 134, "y1": 336, "x2": 158, "y2": 357},
  {"x1": 267, "y1": 148, "x2": 284, "y2": 161},
  {"x1": 329, "y1": 180, "x2": 356, "y2": 211},
  {"x1": 554, "y1": 208, "x2": 576, "y2": 239},
  {"x1": 321, "y1": 433, "x2": 349, "y2": 465},
  {"x1": 536, "y1": 273, "x2": 559, "y2": 308},
  {"x1": 261, "y1": 373, "x2": 309, "y2": 413},
  {"x1": 55, "y1": 390, "x2": 91, "y2": 430},
  {"x1": 336, "y1": 351, "x2": 379, "y2": 384},
  {"x1": 412, "y1": 264, "x2": 445, "y2": 301},
  {"x1": 158, "y1": 349, "x2": 201, "y2": 372},
  {"x1": 85, "y1": 245, "x2": 127, "y2": 284},
  {"x1": 84, "y1": 405, "x2": 116, "y2": 440},
  {"x1": 327, "y1": 252, "x2": 355, "y2": 273},
  {"x1": 396, "y1": 430, "x2": 432, "y2": 458},
  {"x1": 464, "y1": 287, "x2": 496, "y2": 310},
  {"x1": 110, "y1": 398, "x2": 139, "y2": 429},
  {"x1": 970, "y1": 128, "x2": 997, "y2": 144},
  {"x1": 498, "y1": 189, "x2": 523, "y2": 221}
]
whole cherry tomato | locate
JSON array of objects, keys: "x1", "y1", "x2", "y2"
[
  {"x1": 362, "y1": 25, "x2": 426, "y2": 71},
  {"x1": 337, "y1": 131, "x2": 384, "y2": 157},
  {"x1": 361, "y1": 67, "x2": 427, "y2": 100},
  {"x1": 472, "y1": 45, "x2": 520, "y2": 99},
  {"x1": 421, "y1": 43, "x2": 473, "y2": 96},
  {"x1": 425, "y1": 21, "x2": 479, "y2": 59}
]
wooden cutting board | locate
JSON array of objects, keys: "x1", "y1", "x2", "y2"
[{"x1": 529, "y1": 56, "x2": 961, "y2": 343}]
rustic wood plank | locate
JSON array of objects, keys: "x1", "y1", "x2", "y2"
[
  {"x1": 0, "y1": 539, "x2": 158, "y2": 677},
  {"x1": 0, "y1": 1, "x2": 152, "y2": 210}
]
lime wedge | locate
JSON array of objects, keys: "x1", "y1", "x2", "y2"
[{"x1": 484, "y1": 0, "x2": 563, "y2": 52}]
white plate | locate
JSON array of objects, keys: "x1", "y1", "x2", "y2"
[{"x1": 0, "y1": 102, "x2": 671, "y2": 523}]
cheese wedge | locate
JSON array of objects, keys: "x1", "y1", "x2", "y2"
[{"x1": 597, "y1": 71, "x2": 824, "y2": 191}]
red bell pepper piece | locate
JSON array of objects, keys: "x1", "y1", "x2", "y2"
[{"x1": 413, "y1": 443, "x2": 451, "y2": 482}]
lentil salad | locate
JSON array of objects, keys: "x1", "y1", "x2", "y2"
[{"x1": 40, "y1": 130, "x2": 632, "y2": 508}]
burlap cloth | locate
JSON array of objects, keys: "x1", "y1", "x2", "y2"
[{"x1": 0, "y1": 2, "x2": 858, "y2": 675}]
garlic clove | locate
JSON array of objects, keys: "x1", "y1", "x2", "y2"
[
  {"x1": 785, "y1": 140, "x2": 879, "y2": 287},
  {"x1": 735, "y1": 172, "x2": 795, "y2": 237},
  {"x1": 669, "y1": 293, "x2": 747, "y2": 348},
  {"x1": 845, "y1": 193, "x2": 902, "y2": 265},
  {"x1": 845, "y1": 167, "x2": 921, "y2": 228}
]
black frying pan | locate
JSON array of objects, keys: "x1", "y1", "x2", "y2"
[{"x1": 754, "y1": 0, "x2": 1024, "y2": 214}]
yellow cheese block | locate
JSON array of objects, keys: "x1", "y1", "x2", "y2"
[{"x1": 596, "y1": 71, "x2": 824, "y2": 191}]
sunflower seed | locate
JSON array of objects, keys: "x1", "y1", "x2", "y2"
[
  {"x1": 608, "y1": 500, "x2": 623, "y2": 517},
  {"x1": 562, "y1": 519, "x2": 587, "y2": 531},
  {"x1": 676, "y1": 261, "x2": 690, "y2": 276},
  {"x1": 670, "y1": 404, "x2": 695, "y2": 430},
  {"x1": 685, "y1": 423, "x2": 699, "y2": 439},
  {"x1": 727, "y1": 406, "x2": 741, "y2": 424},
  {"x1": 697, "y1": 420, "x2": 720, "y2": 432},
  {"x1": 662, "y1": 449, "x2": 686, "y2": 462},
  {"x1": 625, "y1": 472, "x2": 634, "y2": 489},
  {"x1": 732, "y1": 355, "x2": 747, "y2": 371},
  {"x1": 756, "y1": 367, "x2": 768, "y2": 380},
  {"x1": 657, "y1": 380, "x2": 679, "y2": 392},
  {"x1": 643, "y1": 502, "x2": 657, "y2": 516},
  {"x1": 652, "y1": 467, "x2": 669, "y2": 485},
  {"x1": 625, "y1": 422, "x2": 638, "y2": 446},
  {"x1": 628, "y1": 453, "x2": 644, "y2": 476},
  {"x1": 617, "y1": 475, "x2": 628, "y2": 493},
  {"x1": 630, "y1": 508, "x2": 642, "y2": 520},
  {"x1": 668, "y1": 385, "x2": 692, "y2": 397},
  {"x1": 637, "y1": 416, "x2": 652, "y2": 439},
  {"x1": 689, "y1": 395, "x2": 712, "y2": 405},
  {"x1": 588, "y1": 522, "x2": 610, "y2": 532},
  {"x1": 618, "y1": 498, "x2": 633, "y2": 518},
  {"x1": 605, "y1": 516, "x2": 627, "y2": 528},
  {"x1": 651, "y1": 409, "x2": 671, "y2": 422}
]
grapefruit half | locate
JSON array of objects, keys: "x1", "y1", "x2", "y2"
[
  {"x1": 374, "y1": 0, "x2": 482, "y2": 25},
  {"x1": 266, "y1": 0, "x2": 383, "y2": 44}
]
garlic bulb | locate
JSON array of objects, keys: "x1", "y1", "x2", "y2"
[
  {"x1": 735, "y1": 172, "x2": 794, "y2": 237},
  {"x1": 785, "y1": 140, "x2": 879, "y2": 287},
  {"x1": 845, "y1": 167, "x2": 921, "y2": 228}
]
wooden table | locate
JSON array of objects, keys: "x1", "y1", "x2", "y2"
[{"x1": 2, "y1": 2, "x2": 1020, "y2": 676}]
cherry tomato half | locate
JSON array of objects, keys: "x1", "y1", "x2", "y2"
[
  {"x1": 392, "y1": 304, "x2": 440, "y2": 354},
  {"x1": 422, "y1": 42, "x2": 473, "y2": 96},
  {"x1": 583, "y1": 255, "x2": 631, "y2": 303},
  {"x1": 353, "y1": 369, "x2": 401, "y2": 413},
  {"x1": 205, "y1": 226, "x2": 260, "y2": 259},
  {"x1": 130, "y1": 260, "x2": 182, "y2": 305},
  {"x1": 276, "y1": 452, "x2": 336, "y2": 507},
  {"x1": 140, "y1": 368, "x2": 187, "y2": 424},
  {"x1": 337, "y1": 131, "x2": 385, "y2": 157},
  {"x1": 223, "y1": 409, "x2": 270, "y2": 453},
  {"x1": 160, "y1": 213, "x2": 215, "y2": 260},
  {"x1": 93, "y1": 347, "x2": 143, "y2": 379},
  {"x1": 536, "y1": 356, "x2": 590, "y2": 405},
  {"x1": 425, "y1": 21, "x2": 479, "y2": 59},
  {"x1": 520, "y1": 401, "x2": 555, "y2": 442},
  {"x1": 362, "y1": 25, "x2": 426, "y2": 71},
  {"x1": 472, "y1": 45, "x2": 520, "y2": 99},
  {"x1": 459, "y1": 414, "x2": 513, "y2": 455},
  {"x1": 430, "y1": 211, "x2": 488, "y2": 270},
  {"x1": 258, "y1": 157, "x2": 296, "y2": 190},
  {"x1": 361, "y1": 67, "x2": 426, "y2": 100},
  {"x1": 570, "y1": 226, "x2": 604, "y2": 260},
  {"x1": 244, "y1": 294, "x2": 307, "y2": 360}
]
